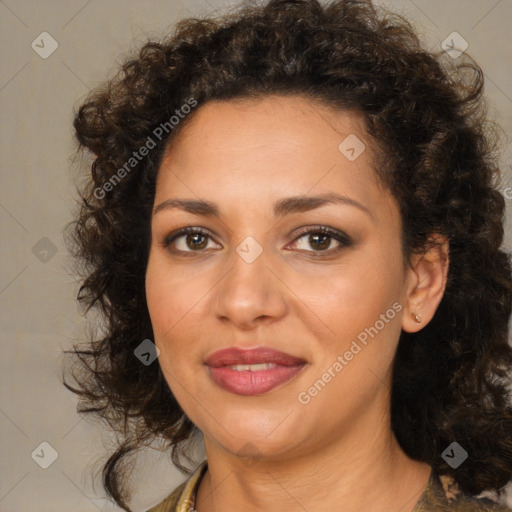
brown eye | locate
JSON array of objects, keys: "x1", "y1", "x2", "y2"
[
  {"x1": 184, "y1": 233, "x2": 208, "y2": 250},
  {"x1": 307, "y1": 233, "x2": 332, "y2": 251},
  {"x1": 290, "y1": 226, "x2": 352, "y2": 254},
  {"x1": 164, "y1": 227, "x2": 221, "y2": 253}
]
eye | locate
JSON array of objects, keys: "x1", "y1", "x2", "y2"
[
  {"x1": 288, "y1": 225, "x2": 352, "y2": 255},
  {"x1": 163, "y1": 227, "x2": 221, "y2": 253}
]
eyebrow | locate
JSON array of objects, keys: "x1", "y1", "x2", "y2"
[{"x1": 153, "y1": 192, "x2": 372, "y2": 219}]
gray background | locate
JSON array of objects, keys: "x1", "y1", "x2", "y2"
[{"x1": 1, "y1": 0, "x2": 511, "y2": 511}]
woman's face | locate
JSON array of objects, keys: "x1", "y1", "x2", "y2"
[{"x1": 146, "y1": 95, "x2": 414, "y2": 461}]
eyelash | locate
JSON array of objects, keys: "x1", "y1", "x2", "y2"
[{"x1": 162, "y1": 225, "x2": 352, "y2": 256}]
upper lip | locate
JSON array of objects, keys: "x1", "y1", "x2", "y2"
[{"x1": 205, "y1": 347, "x2": 306, "y2": 367}]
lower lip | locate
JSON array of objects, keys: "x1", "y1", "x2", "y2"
[{"x1": 207, "y1": 365, "x2": 305, "y2": 395}]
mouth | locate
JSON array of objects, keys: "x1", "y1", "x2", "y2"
[{"x1": 204, "y1": 347, "x2": 307, "y2": 396}]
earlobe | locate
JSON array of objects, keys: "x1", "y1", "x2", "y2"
[
  {"x1": 411, "y1": 312, "x2": 422, "y2": 324},
  {"x1": 402, "y1": 235, "x2": 449, "y2": 333}
]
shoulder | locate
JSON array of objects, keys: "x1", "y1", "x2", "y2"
[
  {"x1": 144, "y1": 460, "x2": 207, "y2": 512},
  {"x1": 414, "y1": 472, "x2": 511, "y2": 512}
]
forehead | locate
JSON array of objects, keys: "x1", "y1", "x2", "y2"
[
  {"x1": 163, "y1": 94, "x2": 371, "y2": 163},
  {"x1": 154, "y1": 95, "x2": 391, "y2": 217}
]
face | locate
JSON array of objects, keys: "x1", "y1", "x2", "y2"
[{"x1": 145, "y1": 95, "x2": 413, "y2": 462}]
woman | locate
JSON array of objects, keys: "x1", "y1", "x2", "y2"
[{"x1": 64, "y1": 0, "x2": 512, "y2": 511}]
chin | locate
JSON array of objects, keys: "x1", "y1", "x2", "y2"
[{"x1": 207, "y1": 409, "x2": 301, "y2": 458}]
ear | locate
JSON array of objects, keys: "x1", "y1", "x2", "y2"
[{"x1": 402, "y1": 235, "x2": 450, "y2": 333}]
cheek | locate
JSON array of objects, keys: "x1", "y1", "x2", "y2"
[
  {"x1": 145, "y1": 254, "x2": 202, "y2": 334},
  {"x1": 315, "y1": 252, "x2": 402, "y2": 325},
  {"x1": 145, "y1": 254, "x2": 215, "y2": 375},
  {"x1": 316, "y1": 248, "x2": 405, "y2": 362}
]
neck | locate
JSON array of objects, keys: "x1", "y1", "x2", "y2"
[{"x1": 194, "y1": 401, "x2": 431, "y2": 512}]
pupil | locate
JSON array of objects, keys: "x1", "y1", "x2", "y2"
[
  {"x1": 310, "y1": 233, "x2": 330, "y2": 250},
  {"x1": 188, "y1": 234, "x2": 207, "y2": 250}
]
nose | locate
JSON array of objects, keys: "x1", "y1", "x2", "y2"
[{"x1": 211, "y1": 241, "x2": 288, "y2": 330}]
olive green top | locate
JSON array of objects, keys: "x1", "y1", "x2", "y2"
[{"x1": 146, "y1": 460, "x2": 510, "y2": 512}]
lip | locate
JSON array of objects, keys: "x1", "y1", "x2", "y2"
[{"x1": 205, "y1": 347, "x2": 307, "y2": 396}]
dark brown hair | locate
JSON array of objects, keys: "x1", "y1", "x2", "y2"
[{"x1": 63, "y1": 0, "x2": 512, "y2": 510}]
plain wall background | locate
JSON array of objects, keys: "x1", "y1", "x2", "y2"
[{"x1": 1, "y1": 1, "x2": 511, "y2": 511}]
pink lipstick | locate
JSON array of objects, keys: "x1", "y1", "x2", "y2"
[{"x1": 205, "y1": 347, "x2": 306, "y2": 395}]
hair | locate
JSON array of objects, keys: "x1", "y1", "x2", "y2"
[{"x1": 63, "y1": 0, "x2": 512, "y2": 510}]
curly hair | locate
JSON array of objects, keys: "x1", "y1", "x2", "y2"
[{"x1": 63, "y1": 0, "x2": 512, "y2": 510}]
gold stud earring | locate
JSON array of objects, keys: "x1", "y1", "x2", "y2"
[{"x1": 412, "y1": 312, "x2": 422, "y2": 324}]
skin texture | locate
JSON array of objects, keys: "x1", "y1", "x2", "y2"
[{"x1": 145, "y1": 95, "x2": 449, "y2": 512}]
